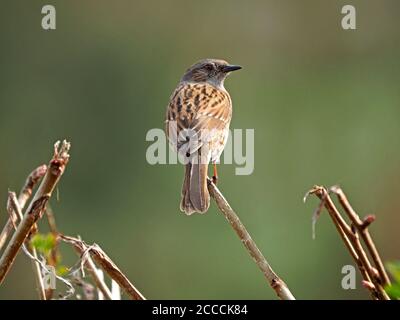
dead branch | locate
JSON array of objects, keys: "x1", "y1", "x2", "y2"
[
  {"x1": 60, "y1": 234, "x2": 145, "y2": 300},
  {"x1": 330, "y1": 186, "x2": 391, "y2": 286},
  {"x1": 0, "y1": 165, "x2": 47, "y2": 252},
  {"x1": 7, "y1": 192, "x2": 46, "y2": 299},
  {"x1": 43, "y1": 205, "x2": 60, "y2": 299},
  {"x1": 0, "y1": 141, "x2": 70, "y2": 284},
  {"x1": 207, "y1": 179, "x2": 295, "y2": 300},
  {"x1": 68, "y1": 237, "x2": 114, "y2": 300},
  {"x1": 306, "y1": 185, "x2": 390, "y2": 300},
  {"x1": 45, "y1": 206, "x2": 114, "y2": 299},
  {"x1": 18, "y1": 165, "x2": 49, "y2": 209},
  {"x1": 82, "y1": 255, "x2": 114, "y2": 300},
  {"x1": 304, "y1": 187, "x2": 372, "y2": 292}
]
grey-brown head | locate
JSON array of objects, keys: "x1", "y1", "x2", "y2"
[{"x1": 181, "y1": 58, "x2": 242, "y2": 88}]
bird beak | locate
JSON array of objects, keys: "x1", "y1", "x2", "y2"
[{"x1": 222, "y1": 65, "x2": 242, "y2": 73}]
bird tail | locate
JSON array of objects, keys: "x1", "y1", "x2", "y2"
[{"x1": 180, "y1": 160, "x2": 210, "y2": 215}]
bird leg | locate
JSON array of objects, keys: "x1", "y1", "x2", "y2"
[{"x1": 212, "y1": 163, "x2": 218, "y2": 185}]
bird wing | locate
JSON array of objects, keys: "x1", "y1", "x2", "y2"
[{"x1": 165, "y1": 82, "x2": 232, "y2": 156}]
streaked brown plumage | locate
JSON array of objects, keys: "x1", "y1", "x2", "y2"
[{"x1": 165, "y1": 59, "x2": 241, "y2": 215}]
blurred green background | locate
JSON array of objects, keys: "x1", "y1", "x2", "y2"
[{"x1": 0, "y1": 0, "x2": 399, "y2": 299}]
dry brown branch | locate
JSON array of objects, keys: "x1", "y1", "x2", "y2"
[
  {"x1": 329, "y1": 186, "x2": 391, "y2": 286},
  {"x1": 0, "y1": 141, "x2": 70, "y2": 284},
  {"x1": 7, "y1": 192, "x2": 46, "y2": 300},
  {"x1": 207, "y1": 179, "x2": 295, "y2": 300},
  {"x1": 306, "y1": 185, "x2": 390, "y2": 300},
  {"x1": 16, "y1": 165, "x2": 48, "y2": 299},
  {"x1": 45, "y1": 205, "x2": 58, "y2": 235},
  {"x1": 42, "y1": 205, "x2": 60, "y2": 299},
  {"x1": 0, "y1": 140, "x2": 142, "y2": 300},
  {"x1": 46, "y1": 206, "x2": 114, "y2": 299},
  {"x1": 60, "y1": 234, "x2": 145, "y2": 300},
  {"x1": 0, "y1": 165, "x2": 47, "y2": 252},
  {"x1": 18, "y1": 165, "x2": 48, "y2": 209},
  {"x1": 304, "y1": 188, "x2": 372, "y2": 289},
  {"x1": 30, "y1": 249, "x2": 46, "y2": 299},
  {"x1": 46, "y1": 203, "x2": 115, "y2": 299},
  {"x1": 0, "y1": 204, "x2": 18, "y2": 253},
  {"x1": 68, "y1": 237, "x2": 114, "y2": 300},
  {"x1": 83, "y1": 255, "x2": 114, "y2": 300}
]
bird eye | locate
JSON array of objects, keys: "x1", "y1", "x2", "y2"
[{"x1": 204, "y1": 63, "x2": 214, "y2": 71}]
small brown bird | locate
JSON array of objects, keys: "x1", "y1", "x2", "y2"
[{"x1": 165, "y1": 59, "x2": 241, "y2": 215}]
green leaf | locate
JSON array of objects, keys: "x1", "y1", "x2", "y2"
[
  {"x1": 386, "y1": 261, "x2": 400, "y2": 283},
  {"x1": 56, "y1": 265, "x2": 68, "y2": 276},
  {"x1": 385, "y1": 283, "x2": 400, "y2": 300},
  {"x1": 30, "y1": 233, "x2": 56, "y2": 257}
]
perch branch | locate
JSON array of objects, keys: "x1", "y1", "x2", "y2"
[
  {"x1": 60, "y1": 234, "x2": 145, "y2": 300},
  {"x1": 306, "y1": 185, "x2": 389, "y2": 300},
  {"x1": 207, "y1": 179, "x2": 295, "y2": 300},
  {"x1": 0, "y1": 140, "x2": 70, "y2": 284},
  {"x1": 0, "y1": 165, "x2": 47, "y2": 252}
]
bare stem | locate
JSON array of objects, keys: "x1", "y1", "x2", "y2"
[
  {"x1": 30, "y1": 248, "x2": 47, "y2": 300},
  {"x1": 207, "y1": 179, "x2": 295, "y2": 300},
  {"x1": 330, "y1": 186, "x2": 391, "y2": 286},
  {"x1": 18, "y1": 165, "x2": 48, "y2": 209},
  {"x1": 0, "y1": 165, "x2": 47, "y2": 252},
  {"x1": 306, "y1": 185, "x2": 390, "y2": 300},
  {"x1": 84, "y1": 255, "x2": 114, "y2": 300},
  {"x1": 7, "y1": 192, "x2": 47, "y2": 300},
  {"x1": 60, "y1": 234, "x2": 145, "y2": 300},
  {"x1": 306, "y1": 188, "x2": 373, "y2": 294},
  {"x1": 0, "y1": 141, "x2": 70, "y2": 284},
  {"x1": 43, "y1": 205, "x2": 60, "y2": 299},
  {"x1": 45, "y1": 204, "x2": 114, "y2": 299}
]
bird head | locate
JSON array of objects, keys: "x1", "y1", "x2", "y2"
[{"x1": 181, "y1": 59, "x2": 242, "y2": 88}]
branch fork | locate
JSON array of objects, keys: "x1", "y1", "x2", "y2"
[
  {"x1": 305, "y1": 185, "x2": 390, "y2": 300},
  {"x1": 0, "y1": 140, "x2": 146, "y2": 300}
]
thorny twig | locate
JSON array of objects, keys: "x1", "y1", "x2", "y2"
[
  {"x1": 305, "y1": 185, "x2": 390, "y2": 300},
  {"x1": 207, "y1": 178, "x2": 295, "y2": 300}
]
